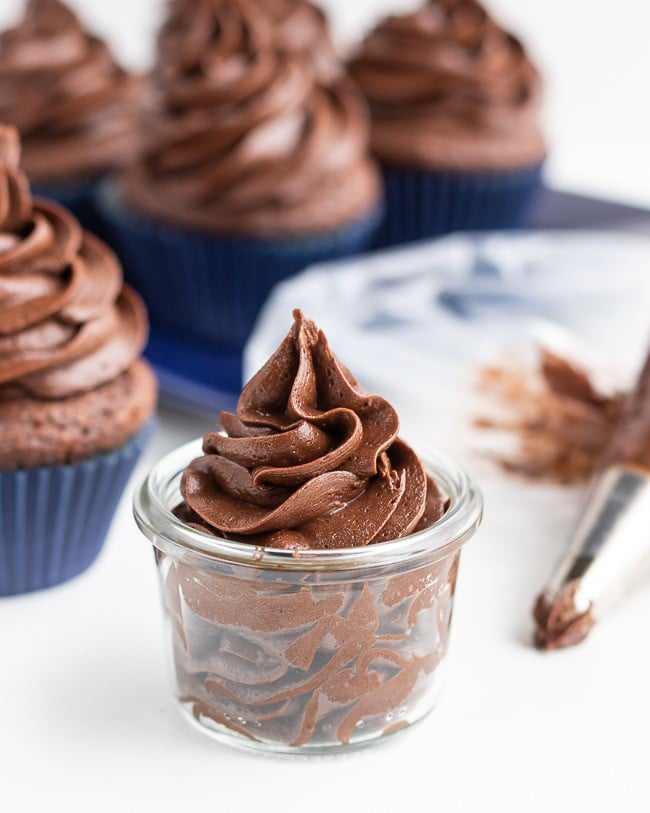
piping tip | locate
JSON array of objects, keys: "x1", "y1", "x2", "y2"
[
  {"x1": 532, "y1": 464, "x2": 650, "y2": 651},
  {"x1": 532, "y1": 582, "x2": 595, "y2": 651}
]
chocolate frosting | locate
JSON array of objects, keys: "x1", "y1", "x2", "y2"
[
  {"x1": 263, "y1": 0, "x2": 340, "y2": 83},
  {"x1": 124, "y1": 0, "x2": 380, "y2": 236},
  {"x1": 166, "y1": 551, "x2": 458, "y2": 746},
  {"x1": 532, "y1": 345, "x2": 650, "y2": 652},
  {"x1": 476, "y1": 351, "x2": 625, "y2": 484},
  {"x1": 533, "y1": 582, "x2": 595, "y2": 651},
  {"x1": 0, "y1": 0, "x2": 138, "y2": 183},
  {"x1": 348, "y1": 0, "x2": 545, "y2": 171},
  {"x1": 0, "y1": 125, "x2": 148, "y2": 401},
  {"x1": 179, "y1": 310, "x2": 445, "y2": 549},
  {"x1": 601, "y1": 350, "x2": 650, "y2": 470}
]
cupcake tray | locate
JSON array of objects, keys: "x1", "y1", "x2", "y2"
[{"x1": 149, "y1": 186, "x2": 650, "y2": 416}]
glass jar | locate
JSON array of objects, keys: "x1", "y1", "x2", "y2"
[{"x1": 134, "y1": 439, "x2": 483, "y2": 754}]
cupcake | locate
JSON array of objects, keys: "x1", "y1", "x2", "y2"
[
  {"x1": 0, "y1": 125, "x2": 156, "y2": 596},
  {"x1": 0, "y1": 0, "x2": 139, "y2": 230},
  {"x1": 98, "y1": 0, "x2": 382, "y2": 388},
  {"x1": 348, "y1": 0, "x2": 546, "y2": 245},
  {"x1": 134, "y1": 310, "x2": 483, "y2": 752}
]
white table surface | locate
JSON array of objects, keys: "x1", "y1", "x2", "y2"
[
  {"x1": 1, "y1": 2, "x2": 650, "y2": 810},
  {"x1": 2, "y1": 401, "x2": 650, "y2": 812}
]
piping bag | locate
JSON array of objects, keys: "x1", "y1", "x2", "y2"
[{"x1": 533, "y1": 345, "x2": 650, "y2": 650}]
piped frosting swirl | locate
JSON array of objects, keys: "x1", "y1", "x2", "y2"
[
  {"x1": 0, "y1": 0, "x2": 138, "y2": 183},
  {"x1": 125, "y1": 0, "x2": 380, "y2": 236},
  {"x1": 0, "y1": 124, "x2": 147, "y2": 401},
  {"x1": 263, "y1": 0, "x2": 340, "y2": 82},
  {"x1": 178, "y1": 310, "x2": 445, "y2": 549},
  {"x1": 348, "y1": 0, "x2": 545, "y2": 170}
]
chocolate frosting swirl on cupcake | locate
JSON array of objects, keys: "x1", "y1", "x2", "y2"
[
  {"x1": 0, "y1": 127, "x2": 146, "y2": 399},
  {"x1": 348, "y1": 0, "x2": 545, "y2": 170},
  {"x1": 262, "y1": 0, "x2": 340, "y2": 82},
  {"x1": 178, "y1": 310, "x2": 445, "y2": 549},
  {"x1": 124, "y1": 0, "x2": 380, "y2": 236},
  {"x1": 0, "y1": 125, "x2": 154, "y2": 469},
  {"x1": 0, "y1": 0, "x2": 138, "y2": 183}
]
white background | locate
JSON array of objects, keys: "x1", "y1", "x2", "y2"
[
  {"x1": 1, "y1": 0, "x2": 650, "y2": 206},
  {"x1": 1, "y1": 2, "x2": 650, "y2": 812}
]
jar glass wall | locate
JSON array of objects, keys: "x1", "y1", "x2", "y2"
[{"x1": 134, "y1": 440, "x2": 483, "y2": 754}]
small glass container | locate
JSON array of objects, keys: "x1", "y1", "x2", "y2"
[{"x1": 134, "y1": 439, "x2": 483, "y2": 754}]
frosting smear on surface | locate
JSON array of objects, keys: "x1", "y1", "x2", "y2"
[{"x1": 475, "y1": 350, "x2": 624, "y2": 484}]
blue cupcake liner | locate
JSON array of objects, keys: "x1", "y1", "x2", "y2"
[
  {"x1": 146, "y1": 329, "x2": 242, "y2": 398},
  {"x1": 376, "y1": 163, "x2": 544, "y2": 248},
  {"x1": 96, "y1": 182, "x2": 383, "y2": 350},
  {"x1": 33, "y1": 176, "x2": 106, "y2": 238},
  {"x1": 0, "y1": 423, "x2": 153, "y2": 597}
]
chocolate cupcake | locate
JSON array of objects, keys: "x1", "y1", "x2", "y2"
[
  {"x1": 0, "y1": 125, "x2": 156, "y2": 596},
  {"x1": 98, "y1": 0, "x2": 382, "y2": 389},
  {"x1": 349, "y1": 0, "x2": 546, "y2": 244},
  {"x1": 0, "y1": 0, "x2": 139, "y2": 229}
]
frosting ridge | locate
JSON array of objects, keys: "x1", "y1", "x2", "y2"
[
  {"x1": 0, "y1": 124, "x2": 147, "y2": 401},
  {"x1": 179, "y1": 310, "x2": 444, "y2": 549},
  {"x1": 348, "y1": 0, "x2": 545, "y2": 170},
  {"x1": 125, "y1": 0, "x2": 380, "y2": 236}
]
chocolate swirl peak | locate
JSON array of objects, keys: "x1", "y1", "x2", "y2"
[
  {"x1": 179, "y1": 310, "x2": 445, "y2": 549},
  {"x1": 260, "y1": 0, "x2": 340, "y2": 82},
  {"x1": 125, "y1": 0, "x2": 379, "y2": 236},
  {"x1": 0, "y1": 0, "x2": 138, "y2": 183},
  {"x1": 348, "y1": 0, "x2": 545, "y2": 170},
  {"x1": 158, "y1": 0, "x2": 340, "y2": 85},
  {"x1": 0, "y1": 124, "x2": 147, "y2": 402}
]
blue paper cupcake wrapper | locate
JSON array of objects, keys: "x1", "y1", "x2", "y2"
[
  {"x1": 33, "y1": 177, "x2": 106, "y2": 238},
  {"x1": 146, "y1": 329, "x2": 243, "y2": 398},
  {"x1": 0, "y1": 424, "x2": 152, "y2": 597},
  {"x1": 376, "y1": 163, "x2": 544, "y2": 248},
  {"x1": 97, "y1": 182, "x2": 382, "y2": 350}
]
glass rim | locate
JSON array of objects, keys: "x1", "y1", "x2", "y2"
[{"x1": 133, "y1": 438, "x2": 483, "y2": 572}]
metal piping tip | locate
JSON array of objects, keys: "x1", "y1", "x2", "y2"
[
  {"x1": 533, "y1": 582, "x2": 595, "y2": 651},
  {"x1": 532, "y1": 464, "x2": 650, "y2": 650}
]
